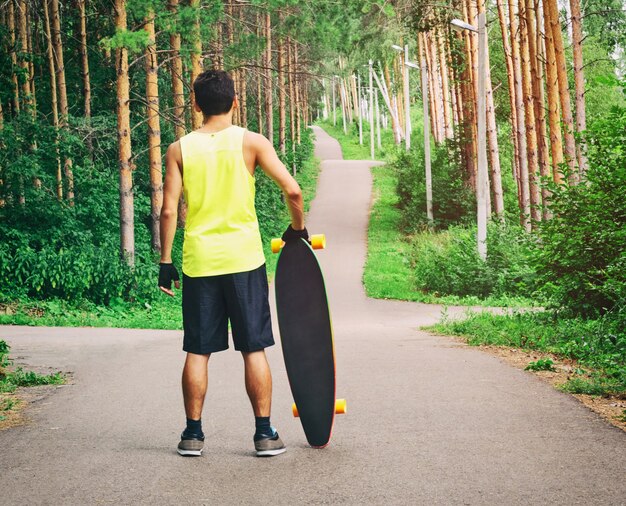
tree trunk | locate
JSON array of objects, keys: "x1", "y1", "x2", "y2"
[
  {"x1": 543, "y1": 0, "x2": 563, "y2": 184},
  {"x1": 277, "y1": 19, "x2": 286, "y2": 154},
  {"x1": 16, "y1": 0, "x2": 32, "y2": 109},
  {"x1": 520, "y1": 0, "x2": 540, "y2": 225},
  {"x1": 76, "y1": 0, "x2": 91, "y2": 119},
  {"x1": 264, "y1": 12, "x2": 273, "y2": 143},
  {"x1": 287, "y1": 37, "x2": 295, "y2": 160},
  {"x1": 237, "y1": 5, "x2": 247, "y2": 128},
  {"x1": 144, "y1": 12, "x2": 163, "y2": 252},
  {"x1": 569, "y1": 0, "x2": 587, "y2": 173},
  {"x1": 496, "y1": 0, "x2": 521, "y2": 207},
  {"x1": 509, "y1": 0, "x2": 530, "y2": 229},
  {"x1": 293, "y1": 41, "x2": 301, "y2": 145},
  {"x1": 44, "y1": 0, "x2": 62, "y2": 200},
  {"x1": 478, "y1": 0, "x2": 504, "y2": 219},
  {"x1": 189, "y1": 0, "x2": 203, "y2": 130},
  {"x1": 50, "y1": 0, "x2": 74, "y2": 204},
  {"x1": 168, "y1": 0, "x2": 186, "y2": 140},
  {"x1": 25, "y1": 1, "x2": 36, "y2": 113},
  {"x1": 115, "y1": 0, "x2": 134, "y2": 265},
  {"x1": 437, "y1": 31, "x2": 453, "y2": 139},
  {"x1": 544, "y1": 0, "x2": 577, "y2": 183},
  {"x1": 8, "y1": 1, "x2": 20, "y2": 115},
  {"x1": 535, "y1": 0, "x2": 552, "y2": 219}
]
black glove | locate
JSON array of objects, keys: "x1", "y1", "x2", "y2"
[
  {"x1": 282, "y1": 225, "x2": 309, "y2": 243},
  {"x1": 158, "y1": 262, "x2": 180, "y2": 290}
]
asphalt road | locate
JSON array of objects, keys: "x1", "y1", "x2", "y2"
[{"x1": 1, "y1": 126, "x2": 625, "y2": 505}]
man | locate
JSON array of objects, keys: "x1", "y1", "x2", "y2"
[{"x1": 158, "y1": 70, "x2": 308, "y2": 457}]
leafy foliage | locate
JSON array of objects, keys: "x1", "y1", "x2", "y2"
[{"x1": 535, "y1": 105, "x2": 626, "y2": 317}]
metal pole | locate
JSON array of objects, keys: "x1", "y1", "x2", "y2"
[
  {"x1": 476, "y1": 12, "x2": 488, "y2": 260},
  {"x1": 332, "y1": 76, "x2": 336, "y2": 126},
  {"x1": 358, "y1": 73, "x2": 363, "y2": 145},
  {"x1": 375, "y1": 90, "x2": 381, "y2": 149},
  {"x1": 420, "y1": 42, "x2": 433, "y2": 224},
  {"x1": 369, "y1": 60, "x2": 375, "y2": 160},
  {"x1": 404, "y1": 44, "x2": 411, "y2": 151}
]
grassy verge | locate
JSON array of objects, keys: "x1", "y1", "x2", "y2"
[
  {"x1": 1, "y1": 340, "x2": 65, "y2": 424},
  {"x1": 0, "y1": 154, "x2": 321, "y2": 330},
  {"x1": 428, "y1": 311, "x2": 626, "y2": 397}
]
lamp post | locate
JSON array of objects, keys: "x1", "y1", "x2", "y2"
[
  {"x1": 332, "y1": 75, "x2": 336, "y2": 126},
  {"x1": 451, "y1": 14, "x2": 488, "y2": 261},
  {"x1": 368, "y1": 60, "x2": 375, "y2": 160},
  {"x1": 358, "y1": 72, "x2": 363, "y2": 145}
]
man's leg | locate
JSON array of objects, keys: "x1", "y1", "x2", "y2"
[
  {"x1": 242, "y1": 350, "x2": 272, "y2": 416},
  {"x1": 182, "y1": 352, "x2": 210, "y2": 419},
  {"x1": 242, "y1": 349, "x2": 286, "y2": 456}
]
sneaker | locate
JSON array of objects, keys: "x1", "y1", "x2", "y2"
[
  {"x1": 254, "y1": 428, "x2": 286, "y2": 457},
  {"x1": 177, "y1": 433, "x2": 204, "y2": 457}
]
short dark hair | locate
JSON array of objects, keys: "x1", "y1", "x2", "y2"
[{"x1": 193, "y1": 70, "x2": 235, "y2": 117}]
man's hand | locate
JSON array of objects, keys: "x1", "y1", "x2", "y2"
[
  {"x1": 282, "y1": 225, "x2": 309, "y2": 243},
  {"x1": 159, "y1": 263, "x2": 180, "y2": 296}
]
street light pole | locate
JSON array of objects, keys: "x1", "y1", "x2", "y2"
[
  {"x1": 358, "y1": 72, "x2": 363, "y2": 145},
  {"x1": 332, "y1": 76, "x2": 336, "y2": 126},
  {"x1": 369, "y1": 60, "x2": 375, "y2": 160},
  {"x1": 451, "y1": 14, "x2": 488, "y2": 260},
  {"x1": 403, "y1": 44, "x2": 411, "y2": 151},
  {"x1": 419, "y1": 41, "x2": 433, "y2": 224}
]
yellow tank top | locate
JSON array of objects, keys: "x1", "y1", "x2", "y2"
[{"x1": 179, "y1": 126, "x2": 265, "y2": 277}]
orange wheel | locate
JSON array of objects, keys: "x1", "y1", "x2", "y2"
[
  {"x1": 292, "y1": 403, "x2": 299, "y2": 418},
  {"x1": 271, "y1": 238, "x2": 284, "y2": 254},
  {"x1": 310, "y1": 234, "x2": 326, "y2": 250},
  {"x1": 335, "y1": 399, "x2": 347, "y2": 415}
]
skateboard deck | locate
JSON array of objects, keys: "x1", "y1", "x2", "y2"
[{"x1": 273, "y1": 235, "x2": 345, "y2": 448}]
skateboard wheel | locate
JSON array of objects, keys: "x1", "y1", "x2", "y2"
[
  {"x1": 292, "y1": 403, "x2": 299, "y2": 418},
  {"x1": 271, "y1": 238, "x2": 284, "y2": 254},
  {"x1": 310, "y1": 234, "x2": 326, "y2": 250},
  {"x1": 335, "y1": 399, "x2": 347, "y2": 415}
]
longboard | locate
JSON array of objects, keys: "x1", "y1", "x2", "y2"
[{"x1": 272, "y1": 235, "x2": 346, "y2": 448}]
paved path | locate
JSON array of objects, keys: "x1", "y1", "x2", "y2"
[{"x1": 1, "y1": 127, "x2": 625, "y2": 505}]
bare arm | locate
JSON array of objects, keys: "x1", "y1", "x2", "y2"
[
  {"x1": 250, "y1": 132, "x2": 304, "y2": 230},
  {"x1": 159, "y1": 141, "x2": 183, "y2": 295}
]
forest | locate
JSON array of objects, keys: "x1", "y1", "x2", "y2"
[{"x1": 0, "y1": 1, "x2": 624, "y2": 395}]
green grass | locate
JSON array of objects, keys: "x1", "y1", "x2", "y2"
[{"x1": 428, "y1": 311, "x2": 626, "y2": 396}]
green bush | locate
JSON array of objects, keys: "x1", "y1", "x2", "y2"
[
  {"x1": 536, "y1": 105, "x2": 626, "y2": 317},
  {"x1": 390, "y1": 141, "x2": 475, "y2": 231},
  {"x1": 410, "y1": 222, "x2": 537, "y2": 299}
]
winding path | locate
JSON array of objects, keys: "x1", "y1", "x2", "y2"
[{"x1": 0, "y1": 127, "x2": 624, "y2": 505}]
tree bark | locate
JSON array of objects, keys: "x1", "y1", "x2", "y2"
[
  {"x1": 43, "y1": 0, "x2": 62, "y2": 200},
  {"x1": 437, "y1": 31, "x2": 453, "y2": 139},
  {"x1": 16, "y1": 0, "x2": 32, "y2": 109},
  {"x1": 168, "y1": 0, "x2": 186, "y2": 140},
  {"x1": 287, "y1": 37, "x2": 295, "y2": 161},
  {"x1": 569, "y1": 0, "x2": 587, "y2": 173},
  {"x1": 293, "y1": 40, "x2": 301, "y2": 145},
  {"x1": 77, "y1": 0, "x2": 91, "y2": 119},
  {"x1": 264, "y1": 12, "x2": 273, "y2": 143},
  {"x1": 543, "y1": 0, "x2": 563, "y2": 184},
  {"x1": 544, "y1": 0, "x2": 577, "y2": 183},
  {"x1": 509, "y1": 0, "x2": 530, "y2": 229},
  {"x1": 520, "y1": 0, "x2": 540, "y2": 225},
  {"x1": 115, "y1": 0, "x2": 134, "y2": 265},
  {"x1": 277, "y1": 18, "x2": 286, "y2": 154},
  {"x1": 189, "y1": 0, "x2": 203, "y2": 130},
  {"x1": 50, "y1": 0, "x2": 74, "y2": 204},
  {"x1": 496, "y1": 0, "x2": 520, "y2": 206},
  {"x1": 144, "y1": 12, "x2": 163, "y2": 252},
  {"x1": 478, "y1": 0, "x2": 504, "y2": 219},
  {"x1": 8, "y1": 1, "x2": 20, "y2": 115}
]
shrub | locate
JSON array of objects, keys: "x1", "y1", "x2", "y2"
[
  {"x1": 536, "y1": 105, "x2": 626, "y2": 317},
  {"x1": 410, "y1": 222, "x2": 537, "y2": 299},
  {"x1": 390, "y1": 141, "x2": 475, "y2": 231}
]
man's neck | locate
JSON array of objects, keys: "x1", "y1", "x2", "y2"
[{"x1": 199, "y1": 113, "x2": 233, "y2": 133}]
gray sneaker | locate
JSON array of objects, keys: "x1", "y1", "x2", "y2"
[
  {"x1": 254, "y1": 429, "x2": 286, "y2": 457},
  {"x1": 177, "y1": 435, "x2": 204, "y2": 457}
]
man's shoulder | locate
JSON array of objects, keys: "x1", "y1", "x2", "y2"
[{"x1": 243, "y1": 130, "x2": 271, "y2": 150}]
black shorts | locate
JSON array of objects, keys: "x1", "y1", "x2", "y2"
[{"x1": 182, "y1": 264, "x2": 275, "y2": 354}]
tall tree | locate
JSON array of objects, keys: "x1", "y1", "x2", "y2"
[
  {"x1": 189, "y1": 0, "x2": 203, "y2": 130},
  {"x1": 264, "y1": 11, "x2": 274, "y2": 143},
  {"x1": 168, "y1": 0, "x2": 186, "y2": 140},
  {"x1": 277, "y1": 14, "x2": 286, "y2": 154},
  {"x1": 144, "y1": 11, "x2": 163, "y2": 252},
  {"x1": 544, "y1": 0, "x2": 577, "y2": 182},
  {"x1": 8, "y1": 1, "x2": 20, "y2": 115},
  {"x1": 50, "y1": 0, "x2": 74, "y2": 203},
  {"x1": 76, "y1": 0, "x2": 91, "y2": 120},
  {"x1": 114, "y1": 0, "x2": 134, "y2": 264},
  {"x1": 43, "y1": 0, "x2": 62, "y2": 200},
  {"x1": 569, "y1": 0, "x2": 587, "y2": 173}
]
